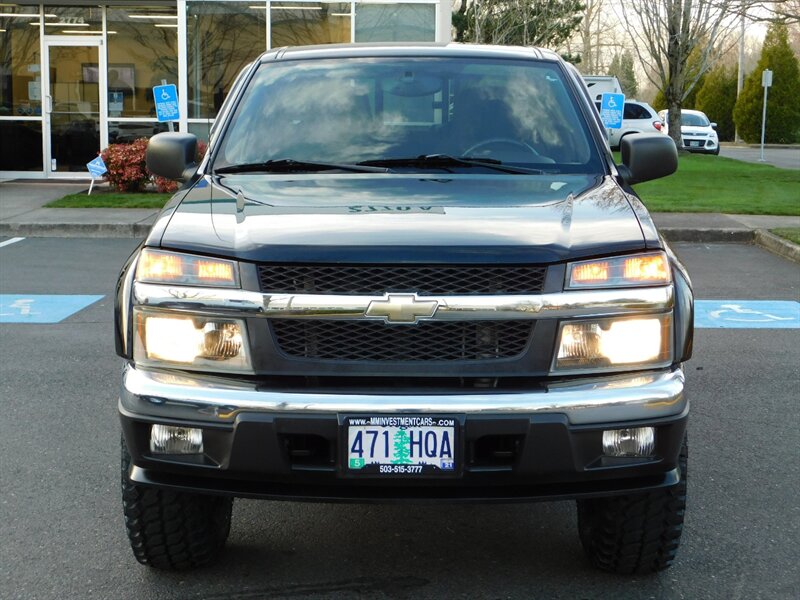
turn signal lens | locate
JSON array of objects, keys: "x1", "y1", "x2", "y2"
[
  {"x1": 136, "y1": 249, "x2": 239, "y2": 287},
  {"x1": 567, "y1": 252, "x2": 670, "y2": 288}
]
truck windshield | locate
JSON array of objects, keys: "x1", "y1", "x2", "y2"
[{"x1": 215, "y1": 57, "x2": 603, "y2": 174}]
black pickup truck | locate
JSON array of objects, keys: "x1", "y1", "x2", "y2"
[{"x1": 116, "y1": 43, "x2": 692, "y2": 574}]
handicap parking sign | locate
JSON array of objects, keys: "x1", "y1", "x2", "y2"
[
  {"x1": 153, "y1": 84, "x2": 180, "y2": 122},
  {"x1": 86, "y1": 155, "x2": 107, "y2": 178},
  {"x1": 600, "y1": 93, "x2": 625, "y2": 129}
]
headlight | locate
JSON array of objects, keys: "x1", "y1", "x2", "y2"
[
  {"x1": 133, "y1": 310, "x2": 252, "y2": 372},
  {"x1": 136, "y1": 249, "x2": 239, "y2": 287},
  {"x1": 566, "y1": 252, "x2": 670, "y2": 289},
  {"x1": 552, "y1": 314, "x2": 672, "y2": 373}
]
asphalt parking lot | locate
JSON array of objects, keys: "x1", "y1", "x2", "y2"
[
  {"x1": 1, "y1": 238, "x2": 798, "y2": 599},
  {"x1": 719, "y1": 145, "x2": 800, "y2": 169}
]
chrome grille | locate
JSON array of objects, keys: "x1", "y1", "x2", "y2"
[
  {"x1": 257, "y1": 265, "x2": 546, "y2": 295},
  {"x1": 271, "y1": 320, "x2": 533, "y2": 361}
]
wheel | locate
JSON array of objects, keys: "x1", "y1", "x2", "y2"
[
  {"x1": 576, "y1": 435, "x2": 687, "y2": 574},
  {"x1": 463, "y1": 137, "x2": 539, "y2": 157},
  {"x1": 121, "y1": 436, "x2": 233, "y2": 569}
]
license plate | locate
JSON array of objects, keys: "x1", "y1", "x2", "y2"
[
  {"x1": 343, "y1": 416, "x2": 458, "y2": 477},
  {"x1": 690, "y1": 141, "x2": 701, "y2": 147}
]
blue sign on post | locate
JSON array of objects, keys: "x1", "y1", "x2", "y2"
[
  {"x1": 600, "y1": 93, "x2": 625, "y2": 129},
  {"x1": 86, "y1": 156, "x2": 107, "y2": 178},
  {"x1": 153, "y1": 84, "x2": 180, "y2": 122}
]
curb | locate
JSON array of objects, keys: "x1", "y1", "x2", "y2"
[
  {"x1": 754, "y1": 230, "x2": 800, "y2": 264},
  {"x1": 660, "y1": 228, "x2": 754, "y2": 243},
  {"x1": 0, "y1": 222, "x2": 153, "y2": 239}
]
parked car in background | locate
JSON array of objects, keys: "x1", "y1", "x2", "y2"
[
  {"x1": 594, "y1": 100, "x2": 663, "y2": 148},
  {"x1": 659, "y1": 109, "x2": 720, "y2": 155}
]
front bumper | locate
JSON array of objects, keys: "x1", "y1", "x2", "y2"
[{"x1": 120, "y1": 365, "x2": 688, "y2": 502}]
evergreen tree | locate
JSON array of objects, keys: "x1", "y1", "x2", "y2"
[
  {"x1": 696, "y1": 65, "x2": 738, "y2": 141},
  {"x1": 733, "y1": 22, "x2": 800, "y2": 144},
  {"x1": 608, "y1": 50, "x2": 638, "y2": 98}
]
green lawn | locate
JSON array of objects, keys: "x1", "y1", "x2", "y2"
[
  {"x1": 45, "y1": 153, "x2": 800, "y2": 216},
  {"x1": 46, "y1": 193, "x2": 171, "y2": 209},
  {"x1": 628, "y1": 153, "x2": 800, "y2": 216},
  {"x1": 771, "y1": 228, "x2": 800, "y2": 245}
]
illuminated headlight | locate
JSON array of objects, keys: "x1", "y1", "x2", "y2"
[
  {"x1": 553, "y1": 314, "x2": 672, "y2": 373},
  {"x1": 567, "y1": 252, "x2": 670, "y2": 289},
  {"x1": 133, "y1": 310, "x2": 251, "y2": 372},
  {"x1": 136, "y1": 248, "x2": 239, "y2": 287}
]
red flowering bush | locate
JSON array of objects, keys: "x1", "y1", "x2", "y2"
[
  {"x1": 100, "y1": 138, "x2": 150, "y2": 192},
  {"x1": 154, "y1": 140, "x2": 208, "y2": 194},
  {"x1": 101, "y1": 138, "x2": 209, "y2": 194}
]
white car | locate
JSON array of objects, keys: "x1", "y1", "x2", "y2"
[
  {"x1": 594, "y1": 100, "x2": 663, "y2": 148},
  {"x1": 658, "y1": 109, "x2": 720, "y2": 155}
]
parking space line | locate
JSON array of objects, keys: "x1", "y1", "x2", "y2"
[{"x1": 0, "y1": 237, "x2": 25, "y2": 248}]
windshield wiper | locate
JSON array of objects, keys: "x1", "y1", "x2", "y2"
[
  {"x1": 214, "y1": 159, "x2": 389, "y2": 174},
  {"x1": 357, "y1": 154, "x2": 544, "y2": 175}
]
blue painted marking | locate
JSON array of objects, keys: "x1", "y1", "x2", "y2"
[
  {"x1": 695, "y1": 300, "x2": 800, "y2": 329},
  {"x1": 0, "y1": 295, "x2": 104, "y2": 324},
  {"x1": 153, "y1": 84, "x2": 180, "y2": 122},
  {"x1": 600, "y1": 92, "x2": 625, "y2": 129}
]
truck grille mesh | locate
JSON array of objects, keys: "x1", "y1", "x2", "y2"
[
  {"x1": 257, "y1": 265, "x2": 546, "y2": 295},
  {"x1": 271, "y1": 320, "x2": 533, "y2": 361}
]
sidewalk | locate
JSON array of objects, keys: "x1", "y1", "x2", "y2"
[{"x1": 1, "y1": 180, "x2": 798, "y2": 261}]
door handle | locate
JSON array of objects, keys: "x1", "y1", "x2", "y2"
[{"x1": 46, "y1": 95, "x2": 53, "y2": 114}]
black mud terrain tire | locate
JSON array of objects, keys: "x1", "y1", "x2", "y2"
[
  {"x1": 121, "y1": 437, "x2": 233, "y2": 569},
  {"x1": 576, "y1": 435, "x2": 687, "y2": 574}
]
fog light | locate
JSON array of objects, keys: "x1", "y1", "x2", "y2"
[
  {"x1": 150, "y1": 424, "x2": 204, "y2": 455},
  {"x1": 602, "y1": 427, "x2": 655, "y2": 457}
]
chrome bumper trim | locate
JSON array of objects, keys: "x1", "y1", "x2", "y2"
[
  {"x1": 132, "y1": 283, "x2": 673, "y2": 321},
  {"x1": 120, "y1": 366, "x2": 686, "y2": 426}
]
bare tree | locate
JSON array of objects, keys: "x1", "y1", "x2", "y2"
[{"x1": 618, "y1": 0, "x2": 741, "y2": 146}]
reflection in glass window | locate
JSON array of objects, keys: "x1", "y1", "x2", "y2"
[
  {"x1": 354, "y1": 4, "x2": 435, "y2": 42},
  {"x1": 218, "y1": 58, "x2": 600, "y2": 171},
  {"x1": 270, "y1": 3, "x2": 351, "y2": 47},
  {"x1": 187, "y1": 1, "x2": 266, "y2": 119},
  {"x1": 0, "y1": 5, "x2": 41, "y2": 117},
  {"x1": 44, "y1": 6, "x2": 103, "y2": 35},
  {"x1": 108, "y1": 121, "x2": 170, "y2": 144},
  {"x1": 106, "y1": 7, "x2": 178, "y2": 118}
]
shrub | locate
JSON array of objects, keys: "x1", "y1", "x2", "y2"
[
  {"x1": 100, "y1": 138, "x2": 149, "y2": 192},
  {"x1": 733, "y1": 23, "x2": 800, "y2": 144},
  {"x1": 153, "y1": 140, "x2": 208, "y2": 194}
]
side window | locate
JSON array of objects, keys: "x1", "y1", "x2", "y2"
[{"x1": 624, "y1": 103, "x2": 648, "y2": 120}]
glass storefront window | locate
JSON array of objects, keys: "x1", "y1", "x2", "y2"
[
  {"x1": 354, "y1": 3, "x2": 435, "y2": 42},
  {"x1": 0, "y1": 4, "x2": 41, "y2": 117},
  {"x1": 108, "y1": 121, "x2": 170, "y2": 144},
  {"x1": 270, "y1": 2, "x2": 351, "y2": 47},
  {"x1": 106, "y1": 6, "x2": 178, "y2": 118},
  {"x1": 187, "y1": 1, "x2": 266, "y2": 119},
  {"x1": 44, "y1": 6, "x2": 102, "y2": 35},
  {"x1": 0, "y1": 119, "x2": 42, "y2": 170}
]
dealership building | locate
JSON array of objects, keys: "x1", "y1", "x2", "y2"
[{"x1": 0, "y1": 1, "x2": 452, "y2": 178}]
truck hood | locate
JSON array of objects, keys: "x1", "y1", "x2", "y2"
[{"x1": 155, "y1": 173, "x2": 650, "y2": 264}]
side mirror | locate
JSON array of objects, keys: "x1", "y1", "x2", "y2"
[
  {"x1": 146, "y1": 132, "x2": 198, "y2": 181},
  {"x1": 710, "y1": 122, "x2": 717, "y2": 129},
  {"x1": 618, "y1": 133, "x2": 677, "y2": 185}
]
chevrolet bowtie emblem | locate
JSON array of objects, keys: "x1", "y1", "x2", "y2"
[{"x1": 365, "y1": 294, "x2": 439, "y2": 324}]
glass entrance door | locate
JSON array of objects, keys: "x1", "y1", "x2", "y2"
[{"x1": 44, "y1": 40, "x2": 103, "y2": 175}]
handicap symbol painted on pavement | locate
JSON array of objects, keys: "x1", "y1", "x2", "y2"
[
  {"x1": 0, "y1": 295, "x2": 104, "y2": 324},
  {"x1": 695, "y1": 300, "x2": 800, "y2": 329}
]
